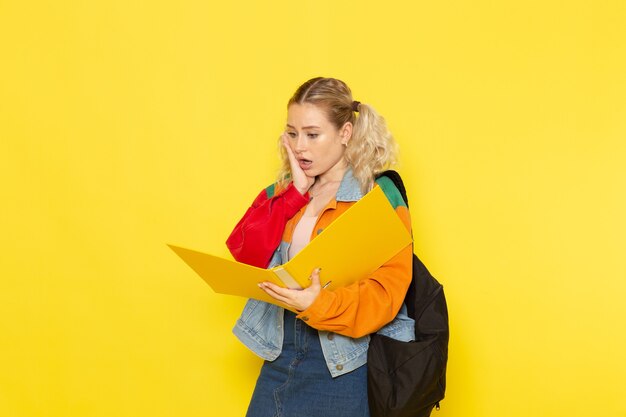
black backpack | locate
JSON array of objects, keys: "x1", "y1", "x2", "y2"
[{"x1": 368, "y1": 170, "x2": 449, "y2": 417}]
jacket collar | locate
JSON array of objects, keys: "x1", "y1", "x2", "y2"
[
  {"x1": 283, "y1": 168, "x2": 363, "y2": 242},
  {"x1": 336, "y1": 168, "x2": 364, "y2": 202}
]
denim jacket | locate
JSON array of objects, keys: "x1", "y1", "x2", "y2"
[{"x1": 232, "y1": 170, "x2": 415, "y2": 378}]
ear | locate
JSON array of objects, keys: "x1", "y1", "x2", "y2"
[{"x1": 340, "y1": 122, "x2": 353, "y2": 145}]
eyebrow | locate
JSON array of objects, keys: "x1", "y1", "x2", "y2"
[{"x1": 286, "y1": 124, "x2": 321, "y2": 130}]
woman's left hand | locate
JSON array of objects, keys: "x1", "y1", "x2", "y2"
[{"x1": 258, "y1": 268, "x2": 322, "y2": 311}]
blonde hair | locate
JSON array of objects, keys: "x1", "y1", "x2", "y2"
[{"x1": 277, "y1": 77, "x2": 398, "y2": 193}]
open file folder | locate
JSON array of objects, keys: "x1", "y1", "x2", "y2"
[{"x1": 168, "y1": 185, "x2": 413, "y2": 308}]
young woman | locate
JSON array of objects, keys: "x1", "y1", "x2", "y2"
[{"x1": 226, "y1": 77, "x2": 415, "y2": 417}]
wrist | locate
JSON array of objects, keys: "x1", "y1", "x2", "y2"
[
  {"x1": 295, "y1": 185, "x2": 310, "y2": 196},
  {"x1": 282, "y1": 183, "x2": 310, "y2": 216}
]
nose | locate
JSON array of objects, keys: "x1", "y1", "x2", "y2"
[{"x1": 294, "y1": 134, "x2": 307, "y2": 153}]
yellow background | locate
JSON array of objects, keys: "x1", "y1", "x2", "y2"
[{"x1": 1, "y1": 1, "x2": 625, "y2": 416}]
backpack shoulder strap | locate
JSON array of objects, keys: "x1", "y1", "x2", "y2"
[{"x1": 375, "y1": 170, "x2": 418, "y2": 318}]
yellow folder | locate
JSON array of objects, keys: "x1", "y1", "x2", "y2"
[{"x1": 168, "y1": 185, "x2": 413, "y2": 308}]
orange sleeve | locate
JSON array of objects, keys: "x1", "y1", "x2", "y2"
[{"x1": 295, "y1": 206, "x2": 413, "y2": 338}]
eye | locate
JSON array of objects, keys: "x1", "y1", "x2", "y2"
[
  {"x1": 286, "y1": 131, "x2": 297, "y2": 138},
  {"x1": 307, "y1": 133, "x2": 319, "y2": 139}
]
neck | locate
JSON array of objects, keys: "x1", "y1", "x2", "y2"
[{"x1": 316, "y1": 160, "x2": 348, "y2": 186}]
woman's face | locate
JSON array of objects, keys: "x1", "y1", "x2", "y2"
[{"x1": 285, "y1": 102, "x2": 351, "y2": 180}]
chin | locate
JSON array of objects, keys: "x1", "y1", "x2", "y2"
[{"x1": 304, "y1": 168, "x2": 321, "y2": 177}]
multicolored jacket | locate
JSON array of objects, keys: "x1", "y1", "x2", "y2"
[{"x1": 227, "y1": 169, "x2": 415, "y2": 377}]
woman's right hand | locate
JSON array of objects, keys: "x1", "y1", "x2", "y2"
[{"x1": 281, "y1": 133, "x2": 315, "y2": 195}]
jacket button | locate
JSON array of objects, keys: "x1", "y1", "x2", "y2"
[
  {"x1": 316, "y1": 228, "x2": 324, "y2": 235},
  {"x1": 301, "y1": 316, "x2": 309, "y2": 322},
  {"x1": 335, "y1": 364, "x2": 343, "y2": 371},
  {"x1": 327, "y1": 333, "x2": 334, "y2": 340}
]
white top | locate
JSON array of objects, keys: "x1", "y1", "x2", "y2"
[{"x1": 288, "y1": 216, "x2": 318, "y2": 260}]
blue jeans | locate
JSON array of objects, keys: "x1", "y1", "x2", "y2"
[{"x1": 246, "y1": 311, "x2": 370, "y2": 417}]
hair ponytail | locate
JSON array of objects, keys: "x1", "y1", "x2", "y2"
[{"x1": 345, "y1": 102, "x2": 398, "y2": 193}]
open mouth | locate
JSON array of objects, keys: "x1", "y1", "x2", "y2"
[{"x1": 298, "y1": 158, "x2": 312, "y2": 170}]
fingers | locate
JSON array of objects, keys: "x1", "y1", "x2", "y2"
[
  {"x1": 259, "y1": 282, "x2": 290, "y2": 298},
  {"x1": 259, "y1": 282, "x2": 293, "y2": 306},
  {"x1": 258, "y1": 271, "x2": 322, "y2": 311},
  {"x1": 309, "y1": 267, "x2": 322, "y2": 288},
  {"x1": 280, "y1": 133, "x2": 314, "y2": 195},
  {"x1": 281, "y1": 133, "x2": 298, "y2": 165}
]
